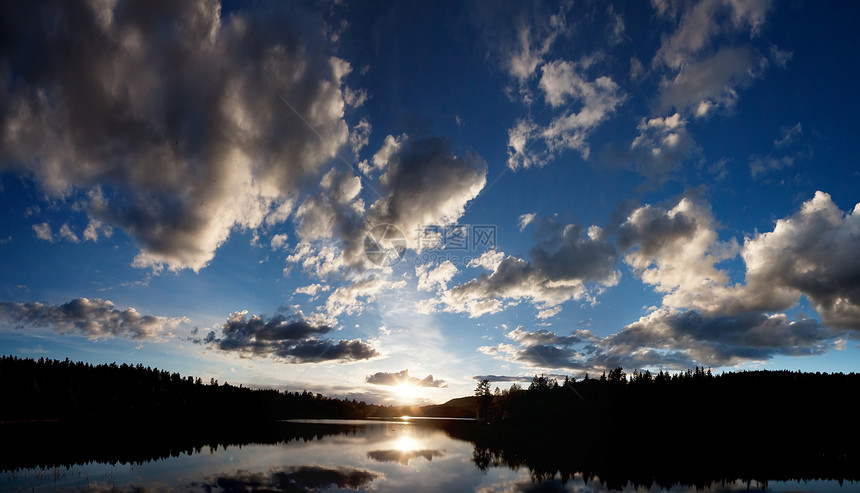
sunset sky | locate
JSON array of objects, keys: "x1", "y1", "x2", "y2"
[{"x1": 2, "y1": 0, "x2": 860, "y2": 405}]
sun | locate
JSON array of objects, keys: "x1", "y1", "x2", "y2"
[{"x1": 394, "y1": 383, "x2": 422, "y2": 403}]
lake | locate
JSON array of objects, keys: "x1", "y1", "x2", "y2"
[{"x1": 0, "y1": 418, "x2": 852, "y2": 492}]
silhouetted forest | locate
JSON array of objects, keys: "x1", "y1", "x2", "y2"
[
  {"x1": 0, "y1": 355, "x2": 406, "y2": 426},
  {"x1": 467, "y1": 366, "x2": 860, "y2": 489}
]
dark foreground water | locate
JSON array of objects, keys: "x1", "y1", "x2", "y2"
[{"x1": 0, "y1": 419, "x2": 853, "y2": 492}]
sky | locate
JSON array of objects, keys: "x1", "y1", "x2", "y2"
[{"x1": 1, "y1": 0, "x2": 860, "y2": 405}]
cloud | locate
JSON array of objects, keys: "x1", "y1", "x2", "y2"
[
  {"x1": 270, "y1": 234, "x2": 289, "y2": 250},
  {"x1": 518, "y1": 213, "x2": 537, "y2": 231},
  {"x1": 368, "y1": 136, "x2": 487, "y2": 248},
  {"x1": 659, "y1": 47, "x2": 762, "y2": 115},
  {"x1": 653, "y1": 0, "x2": 772, "y2": 70},
  {"x1": 481, "y1": 310, "x2": 838, "y2": 373},
  {"x1": 507, "y1": 61, "x2": 624, "y2": 168},
  {"x1": 365, "y1": 369, "x2": 447, "y2": 388},
  {"x1": 83, "y1": 219, "x2": 113, "y2": 242},
  {"x1": 620, "y1": 191, "x2": 860, "y2": 331},
  {"x1": 32, "y1": 222, "x2": 52, "y2": 242},
  {"x1": 741, "y1": 192, "x2": 860, "y2": 329},
  {"x1": 618, "y1": 196, "x2": 750, "y2": 315},
  {"x1": 294, "y1": 283, "x2": 328, "y2": 297},
  {"x1": 627, "y1": 113, "x2": 697, "y2": 181},
  {"x1": 0, "y1": 1, "x2": 353, "y2": 272},
  {"x1": 200, "y1": 310, "x2": 378, "y2": 363},
  {"x1": 416, "y1": 261, "x2": 458, "y2": 292},
  {"x1": 367, "y1": 449, "x2": 445, "y2": 466},
  {"x1": 58, "y1": 224, "x2": 79, "y2": 243},
  {"x1": 439, "y1": 216, "x2": 619, "y2": 317},
  {"x1": 200, "y1": 467, "x2": 378, "y2": 492},
  {"x1": 471, "y1": 375, "x2": 532, "y2": 383},
  {"x1": 774, "y1": 122, "x2": 802, "y2": 148},
  {"x1": 0, "y1": 298, "x2": 184, "y2": 340},
  {"x1": 325, "y1": 276, "x2": 405, "y2": 319}
]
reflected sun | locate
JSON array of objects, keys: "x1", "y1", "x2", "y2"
[{"x1": 394, "y1": 435, "x2": 419, "y2": 452}]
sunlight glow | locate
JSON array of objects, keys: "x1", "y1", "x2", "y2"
[
  {"x1": 394, "y1": 383, "x2": 422, "y2": 403},
  {"x1": 394, "y1": 435, "x2": 419, "y2": 452}
]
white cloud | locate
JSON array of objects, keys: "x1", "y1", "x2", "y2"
[
  {"x1": 507, "y1": 62, "x2": 624, "y2": 168},
  {"x1": 83, "y1": 218, "x2": 113, "y2": 242},
  {"x1": 32, "y1": 222, "x2": 53, "y2": 242},
  {"x1": 325, "y1": 276, "x2": 406, "y2": 319},
  {"x1": 416, "y1": 261, "x2": 458, "y2": 292},
  {"x1": 271, "y1": 234, "x2": 289, "y2": 250},
  {"x1": 58, "y1": 224, "x2": 79, "y2": 243},
  {"x1": 294, "y1": 283, "x2": 329, "y2": 297},
  {"x1": 468, "y1": 250, "x2": 506, "y2": 272},
  {"x1": 518, "y1": 213, "x2": 537, "y2": 231}
]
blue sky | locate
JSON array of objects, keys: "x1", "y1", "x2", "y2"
[{"x1": 2, "y1": 0, "x2": 860, "y2": 404}]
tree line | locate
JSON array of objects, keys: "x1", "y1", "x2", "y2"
[{"x1": 0, "y1": 355, "x2": 405, "y2": 425}]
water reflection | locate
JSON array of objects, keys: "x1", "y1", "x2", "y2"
[{"x1": 0, "y1": 420, "x2": 854, "y2": 492}]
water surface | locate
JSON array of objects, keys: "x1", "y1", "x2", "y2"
[{"x1": 0, "y1": 419, "x2": 851, "y2": 492}]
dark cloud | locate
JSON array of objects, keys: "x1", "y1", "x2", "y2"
[
  {"x1": 367, "y1": 449, "x2": 445, "y2": 466},
  {"x1": 368, "y1": 136, "x2": 487, "y2": 247},
  {"x1": 481, "y1": 310, "x2": 839, "y2": 373},
  {"x1": 0, "y1": 298, "x2": 183, "y2": 340},
  {"x1": 365, "y1": 369, "x2": 447, "y2": 388},
  {"x1": 471, "y1": 375, "x2": 532, "y2": 383},
  {"x1": 200, "y1": 310, "x2": 378, "y2": 363},
  {"x1": 0, "y1": 0, "x2": 351, "y2": 271},
  {"x1": 618, "y1": 201, "x2": 698, "y2": 254},
  {"x1": 201, "y1": 466, "x2": 378, "y2": 492},
  {"x1": 441, "y1": 216, "x2": 618, "y2": 316}
]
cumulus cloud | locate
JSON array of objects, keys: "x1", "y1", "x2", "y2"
[
  {"x1": 0, "y1": 298, "x2": 184, "y2": 340},
  {"x1": 199, "y1": 309, "x2": 378, "y2": 363},
  {"x1": 741, "y1": 192, "x2": 860, "y2": 329},
  {"x1": 618, "y1": 192, "x2": 860, "y2": 330},
  {"x1": 439, "y1": 216, "x2": 619, "y2": 317},
  {"x1": 365, "y1": 369, "x2": 447, "y2": 388},
  {"x1": 618, "y1": 196, "x2": 751, "y2": 315},
  {"x1": 0, "y1": 1, "x2": 354, "y2": 272}
]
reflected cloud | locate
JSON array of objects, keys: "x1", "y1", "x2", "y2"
[
  {"x1": 367, "y1": 448, "x2": 446, "y2": 466},
  {"x1": 201, "y1": 466, "x2": 379, "y2": 492}
]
